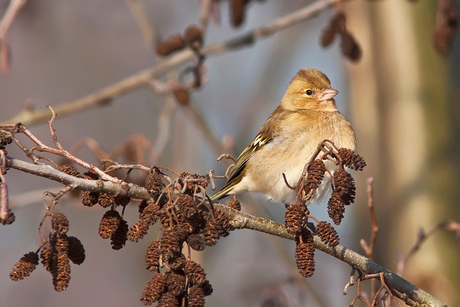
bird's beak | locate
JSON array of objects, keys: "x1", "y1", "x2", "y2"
[{"x1": 319, "y1": 88, "x2": 339, "y2": 101}]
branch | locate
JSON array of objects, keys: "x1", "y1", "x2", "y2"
[
  {"x1": 5, "y1": 155, "x2": 449, "y2": 307},
  {"x1": 7, "y1": 157, "x2": 152, "y2": 201},
  {"x1": 1, "y1": 0, "x2": 337, "y2": 126},
  {"x1": 220, "y1": 205, "x2": 448, "y2": 307},
  {"x1": 204, "y1": 0, "x2": 338, "y2": 54}
]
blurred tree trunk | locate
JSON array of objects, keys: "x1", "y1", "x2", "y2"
[{"x1": 346, "y1": 0, "x2": 460, "y2": 305}]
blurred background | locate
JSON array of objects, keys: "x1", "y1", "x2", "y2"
[{"x1": 0, "y1": 0, "x2": 459, "y2": 306}]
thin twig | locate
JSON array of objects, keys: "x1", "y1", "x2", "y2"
[
  {"x1": 38, "y1": 184, "x2": 76, "y2": 243},
  {"x1": 149, "y1": 78, "x2": 170, "y2": 94},
  {"x1": 11, "y1": 133, "x2": 41, "y2": 165},
  {"x1": 180, "y1": 101, "x2": 229, "y2": 164},
  {"x1": 361, "y1": 177, "x2": 378, "y2": 259},
  {"x1": 282, "y1": 173, "x2": 296, "y2": 190},
  {"x1": 370, "y1": 273, "x2": 390, "y2": 306},
  {"x1": 216, "y1": 153, "x2": 237, "y2": 163},
  {"x1": 199, "y1": 0, "x2": 212, "y2": 35},
  {"x1": 67, "y1": 137, "x2": 111, "y2": 160},
  {"x1": 396, "y1": 220, "x2": 460, "y2": 277},
  {"x1": 296, "y1": 139, "x2": 341, "y2": 201},
  {"x1": 0, "y1": 34, "x2": 9, "y2": 75},
  {"x1": 9, "y1": 187, "x2": 61, "y2": 209},
  {"x1": 154, "y1": 98, "x2": 177, "y2": 157},
  {"x1": 360, "y1": 177, "x2": 378, "y2": 296},
  {"x1": 0, "y1": 0, "x2": 27, "y2": 75},
  {"x1": 47, "y1": 106, "x2": 63, "y2": 150},
  {"x1": 206, "y1": 169, "x2": 216, "y2": 190},
  {"x1": 223, "y1": 163, "x2": 235, "y2": 179},
  {"x1": 349, "y1": 272, "x2": 370, "y2": 306},
  {"x1": 124, "y1": 0, "x2": 156, "y2": 47},
  {"x1": 38, "y1": 208, "x2": 51, "y2": 243},
  {"x1": 33, "y1": 155, "x2": 59, "y2": 168},
  {"x1": 0, "y1": 149, "x2": 6, "y2": 177},
  {"x1": 14, "y1": 118, "x2": 122, "y2": 183},
  {"x1": 109, "y1": 133, "x2": 157, "y2": 166},
  {"x1": 43, "y1": 184, "x2": 76, "y2": 211},
  {"x1": 0, "y1": 0, "x2": 26, "y2": 38},
  {"x1": 343, "y1": 267, "x2": 356, "y2": 295},
  {"x1": 100, "y1": 160, "x2": 151, "y2": 173}
]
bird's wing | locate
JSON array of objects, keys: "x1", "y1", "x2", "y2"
[
  {"x1": 211, "y1": 107, "x2": 289, "y2": 201},
  {"x1": 210, "y1": 132, "x2": 272, "y2": 200}
]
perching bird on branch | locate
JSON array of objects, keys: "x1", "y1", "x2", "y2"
[{"x1": 211, "y1": 68, "x2": 356, "y2": 204}]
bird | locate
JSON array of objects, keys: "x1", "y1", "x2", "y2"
[{"x1": 210, "y1": 68, "x2": 356, "y2": 205}]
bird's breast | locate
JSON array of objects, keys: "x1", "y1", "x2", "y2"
[{"x1": 245, "y1": 110, "x2": 356, "y2": 203}]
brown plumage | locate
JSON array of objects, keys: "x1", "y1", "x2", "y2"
[{"x1": 211, "y1": 68, "x2": 356, "y2": 204}]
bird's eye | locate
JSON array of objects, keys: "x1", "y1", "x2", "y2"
[{"x1": 306, "y1": 89, "x2": 313, "y2": 95}]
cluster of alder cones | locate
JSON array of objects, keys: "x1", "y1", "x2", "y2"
[
  {"x1": 9, "y1": 213, "x2": 85, "y2": 292},
  {"x1": 9, "y1": 164, "x2": 233, "y2": 306},
  {"x1": 8, "y1": 141, "x2": 365, "y2": 306},
  {"x1": 286, "y1": 147, "x2": 366, "y2": 278}
]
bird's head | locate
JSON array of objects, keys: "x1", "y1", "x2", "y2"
[{"x1": 280, "y1": 68, "x2": 339, "y2": 111}]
